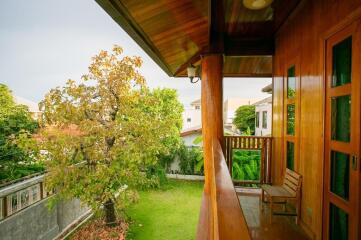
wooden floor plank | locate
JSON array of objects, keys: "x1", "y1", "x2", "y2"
[{"x1": 238, "y1": 194, "x2": 310, "y2": 240}]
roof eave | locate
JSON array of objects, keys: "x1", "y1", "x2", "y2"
[{"x1": 95, "y1": 0, "x2": 174, "y2": 77}]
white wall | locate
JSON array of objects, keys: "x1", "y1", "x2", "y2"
[
  {"x1": 255, "y1": 103, "x2": 272, "y2": 136},
  {"x1": 182, "y1": 108, "x2": 201, "y2": 129},
  {"x1": 182, "y1": 132, "x2": 202, "y2": 147},
  {"x1": 169, "y1": 132, "x2": 202, "y2": 173}
]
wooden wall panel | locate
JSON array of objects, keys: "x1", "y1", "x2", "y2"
[{"x1": 272, "y1": 0, "x2": 361, "y2": 239}]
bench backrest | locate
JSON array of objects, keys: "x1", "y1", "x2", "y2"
[{"x1": 282, "y1": 168, "x2": 302, "y2": 197}]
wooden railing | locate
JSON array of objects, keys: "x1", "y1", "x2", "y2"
[
  {"x1": 196, "y1": 139, "x2": 251, "y2": 240},
  {"x1": 224, "y1": 136, "x2": 273, "y2": 186}
]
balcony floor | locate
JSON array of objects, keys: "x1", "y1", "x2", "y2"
[{"x1": 237, "y1": 191, "x2": 310, "y2": 240}]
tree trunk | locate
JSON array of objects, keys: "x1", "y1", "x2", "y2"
[{"x1": 104, "y1": 199, "x2": 117, "y2": 226}]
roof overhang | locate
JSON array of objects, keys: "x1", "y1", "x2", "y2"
[{"x1": 96, "y1": 0, "x2": 300, "y2": 78}]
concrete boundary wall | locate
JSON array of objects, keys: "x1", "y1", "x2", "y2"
[
  {"x1": 166, "y1": 174, "x2": 204, "y2": 181},
  {"x1": 0, "y1": 174, "x2": 90, "y2": 240},
  {"x1": 0, "y1": 196, "x2": 90, "y2": 240}
]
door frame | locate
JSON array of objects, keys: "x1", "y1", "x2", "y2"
[{"x1": 322, "y1": 19, "x2": 361, "y2": 240}]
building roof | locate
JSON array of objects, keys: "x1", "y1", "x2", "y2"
[
  {"x1": 180, "y1": 125, "x2": 202, "y2": 137},
  {"x1": 181, "y1": 125, "x2": 240, "y2": 137},
  {"x1": 190, "y1": 99, "x2": 201, "y2": 106},
  {"x1": 253, "y1": 96, "x2": 272, "y2": 106}
]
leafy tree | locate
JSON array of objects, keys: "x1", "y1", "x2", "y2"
[
  {"x1": 151, "y1": 88, "x2": 183, "y2": 173},
  {"x1": 233, "y1": 105, "x2": 256, "y2": 135},
  {"x1": 36, "y1": 46, "x2": 182, "y2": 226},
  {"x1": 0, "y1": 84, "x2": 40, "y2": 181}
]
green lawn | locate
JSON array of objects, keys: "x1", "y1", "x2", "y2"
[{"x1": 126, "y1": 180, "x2": 204, "y2": 240}]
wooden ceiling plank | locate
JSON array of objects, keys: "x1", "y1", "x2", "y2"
[
  {"x1": 95, "y1": 0, "x2": 173, "y2": 76},
  {"x1": 174, "y1": 49, "x2": 204, "y2": 76}
]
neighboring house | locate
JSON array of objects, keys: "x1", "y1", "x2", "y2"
[
  {"x1": 183, "y1": 98, "x2": 260, "y2": 134},
  {"x1": 180, "y1": 125, "x2": 203, "y2": 147},
  {"x1": 180, "y1": 125, "x2": 239, "y2": 148},
  {"x1": 14, "y1": 96, "x2": 42, "y2": 120},
  {"x1": 170, "y1": 124, "x2": 238, "y2": 173},
  {"x1": 223, "y1": 98, "x2": 259, "y2": 132},
  {"x1": 254, "y1": 84, "x2": 273, "y2": 136},
  {"x1": 169, "y1": 125, "x2": 203, "y2": 173},
  {"x1": 182, "y1": 99, "x2": 201, "y2": 129}
]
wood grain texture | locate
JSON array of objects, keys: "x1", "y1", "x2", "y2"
[
  {"x1": 197, "y1": 139, "x2": 251, "y2": 240},
  {"x1": 96, "y1": 0, "x2": 299, "y2": 77},
  {"x1": 196, "y1": 55, "x2": 250, "y2": 240},
  {"x1": 201, "y1": 55, "x2": 224, "y2": 190},
  {"x1": 272, "y1": 1, "x2": 361, "y2": 239},
  {"x1": 240, "y1": 195, "x2": 309, "y2": 240}
]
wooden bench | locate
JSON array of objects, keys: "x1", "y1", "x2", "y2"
[{"x1": 260, "y1": 168, "x2": 302, "y2": 224}]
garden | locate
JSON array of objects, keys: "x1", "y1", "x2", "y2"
[
  {"x1": 68, "y1": 180, "x2": 203, "y2": 240},
  {"x1": 0, "y1": 44, "x2": 261, "y2": 239}
]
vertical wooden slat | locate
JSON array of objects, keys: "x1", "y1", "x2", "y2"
[{"x1": 268, "y1": 138, "x2": 272, "y2": 184}]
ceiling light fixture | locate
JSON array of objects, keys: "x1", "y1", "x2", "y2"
[{"x1": 243, "y1": 0, "x2": 273, "y2": 10}]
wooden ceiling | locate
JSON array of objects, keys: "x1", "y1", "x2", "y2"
[{"x1": 96, "y1": 0, "x2": 300, "y2": 77}]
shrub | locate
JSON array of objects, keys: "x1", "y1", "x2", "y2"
[{"x1": 178, "y1": 144, "x2": 203, "y2": 175}]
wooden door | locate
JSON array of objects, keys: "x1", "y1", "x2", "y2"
[{"x1": 324, "y1": 20, "x2": 361, "y2": 240}]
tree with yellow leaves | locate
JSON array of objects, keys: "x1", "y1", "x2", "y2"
[{"x1": 37, "y1": 45, "x2": 183, "y2": 226}]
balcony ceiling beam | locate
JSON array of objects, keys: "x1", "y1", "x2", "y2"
[
  {"x1": 207, "y1": 0, "x2": 225, "y2": 54},
  {"x1": 224, "y1": 37, "x2": 275, "y2": 56}
]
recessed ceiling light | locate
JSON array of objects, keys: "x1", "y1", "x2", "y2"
[{"x1": 243, "y1": 0, "x2": 273, "y2": 10}]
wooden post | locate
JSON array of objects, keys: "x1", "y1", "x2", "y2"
[
  {"x1": 200, "y1": 54, "x2": 224, "y2": 239},
  {"x1": 201, "y1": 54, "x2": 224, "y2": 193}
]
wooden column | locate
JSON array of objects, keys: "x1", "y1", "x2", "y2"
[{"x1": 201, "y1": 54, "x2": 224, "y2": 192}]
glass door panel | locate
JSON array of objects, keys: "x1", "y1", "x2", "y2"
[
  {"x1": 331, "y1": 95, "x2": 351, "y2": 142},
  {"x1": 330, "y1": 203, "x2": 348, "y2": 240},
  {"x1": 330, "y1": 151, "x2": 350, "y2": 200}
]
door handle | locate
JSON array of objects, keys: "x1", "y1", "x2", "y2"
[{"x1": 351, "y1": 156, "x2": 358, "y2": 171}]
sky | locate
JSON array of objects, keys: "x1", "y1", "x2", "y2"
[{"x1": 0, "y1": 0, "x2": 271, "y2": 107}]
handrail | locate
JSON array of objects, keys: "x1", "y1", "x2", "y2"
[
  {"x1": 224, "y1": 136, "x2": 273, "y2": 185},
  {"x1": 196, "y1": 139, "x2": 251, "y2": 240}
]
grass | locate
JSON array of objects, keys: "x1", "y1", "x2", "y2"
[{"x1": 126, "y1": 179, "x2": 204, "y2": 240}]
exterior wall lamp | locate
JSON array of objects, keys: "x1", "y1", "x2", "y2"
[{"x1": 187, "y1": 64, "x2": 201, "y2": 83}]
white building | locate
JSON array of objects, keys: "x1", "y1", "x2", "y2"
[
  {"x1": 182, "y1": 98, "x2": 260, "y2": 134},
  {"x1": 14, "y1": 96, "x2": 42, "y2": 120},
  {"x1": 182, "y1": 99, "x2": 202, "y2": 130},
  {"x1": 254, "y1": 96, "x2": 272, "y2": 136}
]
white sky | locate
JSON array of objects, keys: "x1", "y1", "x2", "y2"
[{"x1": 0, "y1": 0, "x2": 271, "y2": 107}]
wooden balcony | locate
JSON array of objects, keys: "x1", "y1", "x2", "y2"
[
  {"x1": 196, "y1": 136, "x2": 308, "y2": 239},
  {"x1": 196, "y1": 138, "x2": 251, "y2": 240},
  {"x1": 238, "y1": 194, "x2": 309, "y2": 240}
]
